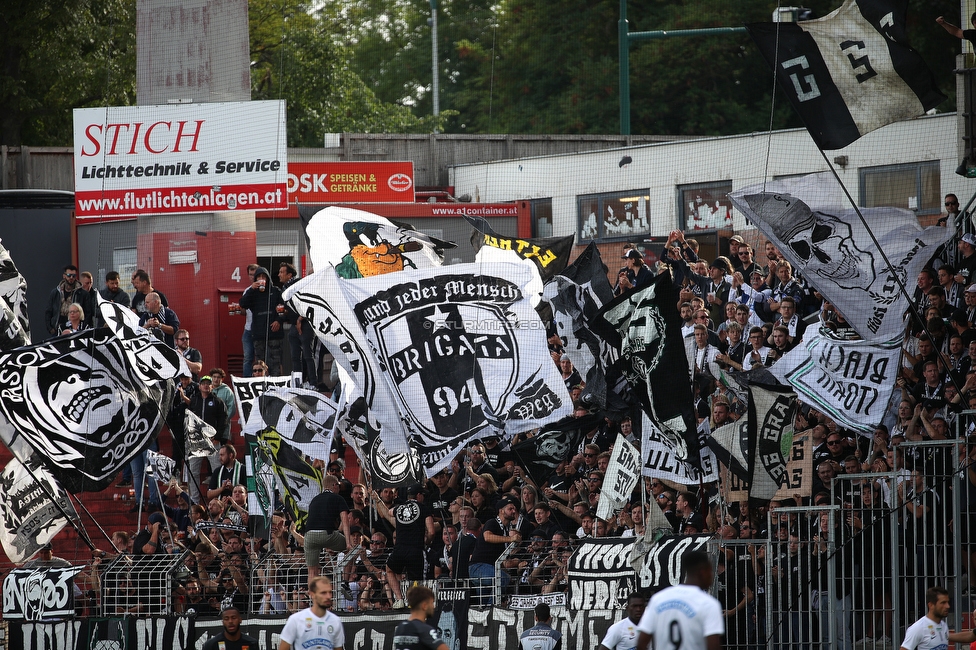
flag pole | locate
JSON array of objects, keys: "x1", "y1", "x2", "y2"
[
  {"x1": 0, "y1": 441, "x2": 99, "y2": 555},
  {"x1": 812, "y1": 148, "x2": 967, "y2": 398}
]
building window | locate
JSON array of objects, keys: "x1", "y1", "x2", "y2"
[
  {"x1": 577, "y1": 190, "x2": 650, "y2": 242},
  {"x1": 860, "y1": 161, "x2": 941, "y2": 215},
  {"x1": 677, "y1": 181, "x2": 733, "y2": 231},
  {"x1": 530, "y1": 198, "x2": 553, "y2": 238}
]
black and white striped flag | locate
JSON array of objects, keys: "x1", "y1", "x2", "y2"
[{"x1": 747, "y1": 0, "x2": 945, "y2": 150}]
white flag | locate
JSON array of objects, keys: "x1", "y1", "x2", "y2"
[
  {"x1": 597, "y1": 434, "x2": 642, "y2": 521},
  {"x1": 769, "y1": 326, "x2": 900, "y2": 433},
  {"x1": 730, "y1": 172, "x2": 951, "y2": 341}
]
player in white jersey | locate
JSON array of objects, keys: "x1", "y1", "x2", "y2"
[
  {"x1": 599, "y1": 592, "x2": 646, "y2": 650},
  {"x1": 636, "y1": 550, "x2": 723, "y2": 650},
  {"x1": 901, "y1": 586, "x2": 976, "y2": 650},
  {"x1": 279, "y1": 577, "x2": 345, "y2": 650}
]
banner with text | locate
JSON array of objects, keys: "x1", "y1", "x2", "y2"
[
  {"x1": 73, "y1": 100, "x2": 287, "y2": 218},
  {"x1": 769, "y1": 327, "x2": 900, "y2": 433},
  {"x1": 288, "y1": 161, "x2": 414, "y2": 203}
]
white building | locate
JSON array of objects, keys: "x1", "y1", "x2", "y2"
[{"x1": 449, "y1": 114, "x2": 964, "y2": 251}]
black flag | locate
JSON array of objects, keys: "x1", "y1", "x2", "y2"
[
  {"x1": 592, "y1": 271, "x2": 700, "y2": 467},
  {"x1": 464, "y1": 214, "x2": 575, "y2": 281},
  {"x1": 746, "y1": 0, "x2": 945, "y2": 150},
  {"x1": 510, "y1": 413, "x2": 604, "y2": 486}
]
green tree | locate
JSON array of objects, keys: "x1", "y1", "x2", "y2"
[
  {"x1": 250, "y1": 0, "x2": 448, "y2": 146},
  {"x1": 0, "y1": 0, "x2": 137, "y2": 146}
]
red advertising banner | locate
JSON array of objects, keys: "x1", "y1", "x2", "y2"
[{"x1": 286, "y1": 162, "x2": 415, "y2": 203}]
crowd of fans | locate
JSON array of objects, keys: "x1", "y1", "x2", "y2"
[{"x1": 66, "y1": 199, "x2": 976, "y2": 650}]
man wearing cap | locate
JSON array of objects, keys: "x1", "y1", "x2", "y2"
[
  {"x1": 519, "y1": 603, "x2": 563, "y2": 650},
  {"x1": 385, "y1": 485, "x2": 436, "y2": 609},
  {"x1": 957, "y1": 233, "x2": 976, "y2": 286},
  {"x1": 469, "y1": 497, "x2": 521, "y2": 605},
  {"x1": 728, "y1": 235, "x2": 745, "y2": 264},
  {"x1": 616, "y1": 249, "x2": 653, "y2": 295},
  {"x1": 24, "y1": 543, "x2": 72, "y2": 568},
  {"x1": 133, "y1": 512, "x2": 168, "y2": 555}
]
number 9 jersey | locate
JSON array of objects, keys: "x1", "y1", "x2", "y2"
[{"x1": 637, "y1": 584, "x2": 724, "y2": 650}]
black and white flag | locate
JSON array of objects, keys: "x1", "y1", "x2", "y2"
[
  {"x1": 97, "y1": 294, "x2": 189, "y2": 382},
  {"x1": 630, "y1": 535, "x2": 713, "y2": 591},
  {"x1": 596, "y1": 434, "x2": 642, "y2": 521},
  {"x1": 770, "y1": 326, "x2": 900, "y2": 433},
  {"x1": 146, "y1": 450, "x2": 178, "y2": 484},
  {"x1": 746, "y1": 0, "x2": 945, "y2": 150},
  {"x1": 0, "y1": 329, "x2": 173, "y2": 492},
  {"x1": 593, "y1": 271, "x2": 700, "y2": 467},
  {"x1": 747, "y1": 383, "x2": 798, "y2": 503},
  {"x1": 0, "y1": 238, "x2": 31, "y2": 346},
  {"x1": 542, "y1": 243, "x2": 628, "y2": 413},
  {"x1": 230, "y1": 375, "x2": 293, "y2": 426},
  {"x1": 730, "y1": 174, "x2": 951, "y2": 342},
  {"x1": 285, "y1": 266, "x2": 413, "y2": 457},
  {"x1": 3, "y1": 566, "x2": 83, "y2": 619},
  {"x1": 301, "y1": 205, "x2": 455, "y2": 278},
  {"x1": 184, "y1": 411, "x2": 217, "y2": 458},
  {"x1": 568, "y1": 537, "x2": 637, "y2": 609},
  {"x1": 707, "y1": 417, "x2": 751, "y2": 482},
  {"x1": 641, "y1": 415, "x2": 719, "y2": 484},
  {"x1": 0, "y1": 454, "x2": 74, "y2": 563},
  {"x1": 510, "y1": 413, "x2": 605, "y2": 487},
  {"x1": 245, "y1": 387, "x2": 339, "y2": 461},
  {"x1": 335, "y1": 262, "x2": 572, "y2": 474}
]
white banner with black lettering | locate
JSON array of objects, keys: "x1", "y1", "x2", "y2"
[
  {"x1": 769, "y1": 327, "x2": 899, "y2": 433},
  {"x1": 3, "y1": 566, "x2": 83, "y2": 619},
  {"x1": 325, "y1": 263, "x2": 572, "y2": 474},
  {"x1": 0, "y1": 454, "x2": 74, "y2": 563},
  {"x1": 230, "y1": 375, "x2": 292, "y2": 426},
  {"x1": 568, "y1": 537, "x2": 638, "y2": 610},
  {"x1": 597, "y1": 434, "x2": 642, "y2": 521},
  {"x1": 747, "y1": 383, "x2": 798, "y2": 503},
  {"x1": 641, "y1": 415, "x2": 719, "y2": 484}
]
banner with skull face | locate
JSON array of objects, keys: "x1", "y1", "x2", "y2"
[
  {"x1": 592, "y1": 271, "x2": 701, "y2": 468},
  {"x1": 730, "y1": 172, "x2": 952, "y2": 341},
  {"x1": 245, "y1": 387, "x2": 339, "y2": 461},
  {"x1": 0, "y1": 328, "x2": 173, "y2": 492},
  {"x1": 97, "y1": 293, "x2": 189, "y2": 382},
  {"x1": 509, "y1": 413, "x2": 605, "y2": 487},
  {"x1": 335, "y1": 263, "x2": 573, "y2": 475}
]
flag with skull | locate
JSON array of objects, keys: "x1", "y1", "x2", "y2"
[{"x1": 730, "y1": 172, "x2": 951, "y2": 341}]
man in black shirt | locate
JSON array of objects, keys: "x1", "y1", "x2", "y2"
[
  {"x1": 385, "y1": 485, "x2": 436, "y2": 608},
  {"x1": 207, "y1": 444, "x2": 246, "y2": 501},
  {"x1": 202, "y1": 607, "x2": 258, "y2": 650},
  {"x1": 469, "y1": 497, "x2": 521, "y2": 605},
  {"x1": 393, "y1": 586, "x2": 450, "y2": 650},
  {"x1": 304, "y1": 475, "x2": 351, "y2": 582}
]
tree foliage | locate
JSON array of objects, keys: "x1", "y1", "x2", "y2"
[
  {"x1": 344, "y1": 0, "x2": 962, "y2": 136},
  {"x1": 0, "y1": 0, "x2": 137, "y2": 146}
]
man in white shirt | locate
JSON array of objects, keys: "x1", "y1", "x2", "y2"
[
  {"x1": 278, "y1": 577, "x2": 344, "y2": 650},
  {"x1": 900, "y1": 586, "x2": 975, "y2": 650},
  {"x1": 599, "y1": 592, "x2": 646, "y2": 650},
  {"x1": 637, "y1": 550, "x2": 723, "y2": 650}
]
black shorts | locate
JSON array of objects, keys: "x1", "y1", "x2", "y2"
[{"x1": 385, "y1": 546, "x2": 424, "y2": 579}]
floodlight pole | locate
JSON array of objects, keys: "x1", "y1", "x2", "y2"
[
  {"x1": 430, "y1": 0, "x2": 440, "y2": 119},
  {"x1": 619, "y1": 0, "x2": 746, "y2": 135}
]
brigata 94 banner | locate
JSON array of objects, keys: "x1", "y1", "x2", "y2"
[{"x1": 73, "y1": 100, "x2": 288, "y2": 219}]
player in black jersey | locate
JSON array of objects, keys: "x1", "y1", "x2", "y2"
[{"x1": 393, "y1": 586, "x2": 450, "y2": 650}]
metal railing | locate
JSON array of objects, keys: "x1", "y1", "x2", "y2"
[{"x1": 98, "y1": 551, "x2": 191, "y2": 617}]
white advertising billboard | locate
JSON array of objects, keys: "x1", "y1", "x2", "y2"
[{"x1": 73, "y1": 100, "x2": 288, "y2": 219}]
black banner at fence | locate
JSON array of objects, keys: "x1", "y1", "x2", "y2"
[
  {"x1": 567, "y1": 537, "x2": 637, "y2": 610},
  {"x1": 2, "y1": 567, "x2": 82, "y2": 620},
  {"x1": 10, "y1": 617, "x2": 192, "y2": 650}
]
